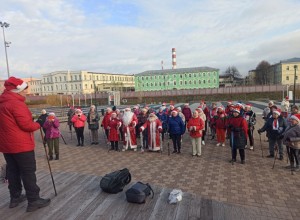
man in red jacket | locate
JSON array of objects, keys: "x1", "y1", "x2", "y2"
[{"x1": 0, "y1": 77, "x2": 50, "y2": 212}]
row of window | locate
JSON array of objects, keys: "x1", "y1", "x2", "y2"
[
  {"x1": 44, "y1": 75, "x2": 133, "y2": 83},
  {"x1": 44, "y1": 84, "x2": 82, "y2": 91},
  {"x1": 286, "y1": 76, "x2": 298, "y2": 80},
  {"x1": 139, "y1": 72, "x2": 217, "y2": 81},
  {"x1": 138, "y1": 79, "x2": 217, "y2": 87}
]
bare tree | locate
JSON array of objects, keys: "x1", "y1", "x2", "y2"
[
  {"x1": 255, "y1": 60, "x2": 271, "y2": 85},
  {"x1": 223, "y1": 66, "x2": 242, "y2": 79}
]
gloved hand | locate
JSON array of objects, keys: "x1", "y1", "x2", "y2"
[
  {"x1": 101, "y1": 124, "x2": 103, "y2": 127},
  {"x1": 257, "y1": 129, "x2": 262, "y2": 134}
]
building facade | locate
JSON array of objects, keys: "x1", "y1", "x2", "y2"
[
  {"x1": 41, "y1": 71, "x2": 134, "y2": 95},
  {"x1": 134, "y1": 67, "x2": 219, "y2": 91}
]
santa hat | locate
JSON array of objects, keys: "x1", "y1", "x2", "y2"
[
  {"x1": 244, "y1": 103, "x2": 252, "y2": 109},
  {"x1": 184, "y1": 103, "x2": 189, "y2": 106},
  {"x1": 49, "y1": 112, "x2": 55, "y2": 116},
  {"x1": 232, "y1": 107, "x2": 241, "y2": 114},
  {"x1": 4, "y1": 77, "x2": 28, "y2": 93},
  {"x1": 106, "y1": 107, "x2": 112, "y2": 111},
  {"x1": 171, "y1": 109, "x2": 178, "y2": 114},
  {"x1": 227, "y1": 100, "x2": 232, "y2": 104},
  {"x1": 290, "y1": 114, "x2": 300, "y2": 123},
  {"x1": 133, "y1": 105, "x2": 139, "y2": 109},
  {"x1": 195, "y1": 108, "x2": 203, "y2": 113},
  {"x1": 285, "y1": 96, "x2": 289, "y2": 100},
  {"x1": 170, "y1": 105, "x2": 174, "y2": 109},
  {"x1": 176, "y1": 107, "x2": 182, "y2": 112},
  {"x1": 124, "y1": 107, "x2": 131, "y2": 111},
  {"x1": 162, "y1": 102, "x2": 166, "y2": 106},
  {"x1": 111, "y1": 112, "x2": 117, "y2": 116},
  {"x1": 75, "y1": 109, "x2": 82, "y2": 114},
  {"x1": 149, "y1": 112, "x2": 156, "y2": 118},
  {"x1": 273, "y1": 108, "x2": 281, "y2": 115}
]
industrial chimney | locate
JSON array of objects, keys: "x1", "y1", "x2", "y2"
[{"x1": 172, "y1": 48, "x2": 176, "y2": 69}]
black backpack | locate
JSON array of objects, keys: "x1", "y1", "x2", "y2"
[
  {"x1": 125, "y1": 182, "x2": 154, "y2": 204},
  {"x1": 100, "y1": 168, "x2": 131, "y2": 193}
]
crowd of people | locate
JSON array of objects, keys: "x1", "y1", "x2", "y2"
[{"x1": 1, "y1": 76, "x2": 300, "y2": 213}]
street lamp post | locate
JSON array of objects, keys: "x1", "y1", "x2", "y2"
[
  {"x1": 293, "y1": 65, "x2": 298, "y2": 107},
  {"x1": 0, "y1": 21, "x2": 10, "y2": 78}
]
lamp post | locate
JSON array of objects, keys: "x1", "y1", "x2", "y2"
[
  {"x1": 0, "y1": 21, "x2": 10, "y2": 78},
  {"x1": 293, "y1": 65, "x2": 298, "y2": 107}
]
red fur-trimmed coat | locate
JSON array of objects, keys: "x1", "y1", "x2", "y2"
[
  {"x1": 108, "y1": 118, "x2": 122, "y2": 141},
  {"x1": 140, "y1": 119, "x2": 163, "y2": 151}
]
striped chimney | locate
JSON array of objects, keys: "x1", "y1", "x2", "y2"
[{"x1": 172, "y1": 48, "x2": 176, "y2": 69}]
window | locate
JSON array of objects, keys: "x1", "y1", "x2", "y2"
[
  {"x1": 91, "y1": 84, "x2": 93, "y2": 89},
  {"x1": 296, "y1": 76, "x2": 298, "y2": 80},
  {"x1": 85, "y1": 84, "x2": 87, "y2": 89},
  {"x1": 55, "y1": 77, "x2": 57, "y2": 82},
  {"x1": 174, "y1": 81, "x2": 176, "y2": 85},
  {"x1": 199, "y1": 80, "x2": 201, "y2": 84},
  {"x1": 194, "y1": 80, "x2": 196, "y2": 85},
  {"x1": 203, "y1": 73, "x2": 206, "y2": 76},
  {"x1": 287, "y1": 66, "x2": 289, "y2": 70},
  {"x1": 64, "y1": 76, "x2": 66, "y2": 81},
  {"x1": 65, "y1": 84, "x2": 67, "y2": 89},
  {"x1": 189, "y1": 73, "x2": 192, "y2": 77},
  {"x1": 71, "y1": 76, "x2": 73, "y2": 81},
  {"x1": 75, "y1": 84, "x2": 77, "y2": 89},
  {"x1": 180, "y1": 81, "x2": 183, "y2": 85},
  {"x1": 75, "y1": 75, "x2": 77, "y2": 80},
  {"x1": 59, "y1": 76, "x2": 62, "y2": 82},
  {"x1": 185, "y1": 81, "x2": 187, "y2": 85},
  {"x1": 286, "y1": 76, "x2": 289, "y2": 80},
  {"x1": 203, "y1": 80, "x2": 206, "y2": 83}
]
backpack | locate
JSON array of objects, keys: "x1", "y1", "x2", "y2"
[
  {"x1": 125, "y1": 182, "x2": 154, "y2": 204},
  {"x1": 100, "y1": 168, "x2": 131, "y2": 194}
]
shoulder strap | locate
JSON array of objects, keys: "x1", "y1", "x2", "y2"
[{"x1": 146, "y1": 183, "x2": 154, "y2": 199}]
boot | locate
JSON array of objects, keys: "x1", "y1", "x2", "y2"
[
  {"x1": 9, "y1": 194, "x2": 26, "y2": 208},
  {"x1": 55, "y1": 154, "x2": 59, "y2": 160},
  {"x1": 26, "y1": 198, "x2": 51, "y2": 212},
  {"x1": 76, "y1": 143, "x2": 80, "y2": 146},
  {"x1": 49, "y1": 155, "x2": 53, "y2": 160}
]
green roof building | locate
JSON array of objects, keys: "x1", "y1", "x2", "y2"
[{"x1": 134, "y1": 67, "x2": 219, "y2": 91}]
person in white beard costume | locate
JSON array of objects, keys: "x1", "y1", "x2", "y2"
[
  {"x1": 122, "y1": 107, "x2": 138, "y2": 151},
  {"x1": 140, "y1": 113, "x2": 163, "y2": 152}
]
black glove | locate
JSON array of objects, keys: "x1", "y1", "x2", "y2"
[
  {"x1": 257, "y1": 129, "x2": 262, "y2": 134},
  {"x1": 227, "y1": 124, "x2": 233, "y2": 129},
  {"x1": 101, "y1": 124, "x2": 103, "y2": 127}
]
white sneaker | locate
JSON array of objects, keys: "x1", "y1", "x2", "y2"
[
  {"x1": 133, "y1": 149, "x2": 137, "y2": 152},
  {"x1": 222, "y1": 143, "x2": 225, "y2": 147},
  {"x1": 202, "y1": 141, "x2": 205, "y2": 145},
  {"x1": 216, "y1": 143, "x2": 221, "y2": 147},
  {"x1": 122, "y1": 149, "x2": 125, "y2": 152},
  {"x1": 250, "y1": 146, "x2": 254, "y2": 150}
]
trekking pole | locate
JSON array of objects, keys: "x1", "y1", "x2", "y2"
[
  {"x1": 60, "y1": 134, "x2": 67, "y2": 145},
  {"x1": 272, "y1": 144, "x2": 278, "y2": 169},
  {"x1": 167, "y1": 132, "x2": 170, "y2": 156},
  {"x1": 102, "y1": 128, "x2": 110, "y2": 152},
  {"x1": 231, "y1": 131, "x2": 234, "y2": 165},
  {"x1": 89, "y1": 129, "x2": 91, "y2": 143},
  {"x1": 39, "y1": 128, "x2": 57, "y2": 196},
  {"x1": 259, "y1": 134, "x2": 264, "y2": 157},
  {"x1": 160, "y1": 132, "x2": 163, "y2": 155}
]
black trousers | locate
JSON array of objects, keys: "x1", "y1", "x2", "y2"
[
  {"x1": 75, "y1": 127, "x2": 84, "y2": 144},
  {"x1": 105, "y1": 129, "x2": 109, "y2": 140},
  {"x1": 110, "y1": 141, "x2": 119, "y2": 150},
  {"x1": 3, "y1": 151, "x2": 40, "y2": 202},
  {"x1": 247, "y1": 127, "x2": 254, "y2": 146},
  {"x1": 171, "y1": 134, "x2": 181, "y2": 151},
  {"x1": 232, "y1": 148, "x2": 245, "y2": 161},
  {"x1": 288, "y1": 146, "x2": 299, "y2": 166}
]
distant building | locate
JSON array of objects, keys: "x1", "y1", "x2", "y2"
[
  {"x1": 134, "y1": 67, "x2": 219, "y2": 91},
  {"x1": 248, "y1": 57, "x2": 300, "y2": 85},
  {"x1": 41, "y1": 71, "x2": 134, "y2": 95}
]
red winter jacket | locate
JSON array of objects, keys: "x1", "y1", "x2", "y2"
[
  {"x1": 187, "y1": 116, "x2": 204, "y2": 138},
  {"x1": 101, "y1": 112, "x2": 112, "y2": 129},
  {"x1": 0, "y1": 91, "x2": 40, "y2": 153}
]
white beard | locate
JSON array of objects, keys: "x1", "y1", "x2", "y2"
[
  {"x1": 149, "y1": 117, "x2": 156, "y2": 122},
  {"x1": 122, "y1": 111, "x2": 134, "y2": 126}
]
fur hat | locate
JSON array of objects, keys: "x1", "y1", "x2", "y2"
[
  {"x1": 4, "y1": 77, "x2": 28, "y2": 93},
  {"x1": 41, "y1": 109, "x2": 47, "y2": 114},
  {"x1": 268, "y1": 101, "x2": 274, "y2": 106},
  {"x1": 273, "y1": 108, "x2": 281, "y2": 116},
  {"x1": 290, "y1": 114, "x2": 300, "y2": 123},
  {"x1": 176, "y1": 107, "x2": 182, "y2": 112},
  {"x1": 49, "y1": 112, "x2": 55, "y2": 116}
]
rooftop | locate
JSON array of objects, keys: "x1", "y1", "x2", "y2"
[{"x1": 136, "y1": 67, "x2": 219, "y2": 76}]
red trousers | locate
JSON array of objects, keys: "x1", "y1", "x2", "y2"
[{"x1": 216, "y1": 128, "x2": 226, "y2": 143}]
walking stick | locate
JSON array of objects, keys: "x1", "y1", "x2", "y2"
[
  {"x1": 167, "y1": 132, "x2": 170, "y2": 156},
  {"x1": 39, "y1": 128, "x2": 57, "y2": 196},
  {"x1": 140, "y1": 130, "x2": 144, "y2": 152},
  {"x1": 60, "y1": 134, "x2": 67, "y2": 145},
  {"x1": 272, "y1": 144, "x2": 278, "y2": 169},
  {"x1": 259, "y1": 133, "x2": 264, "y2": 157},
  {"x1": 231, "y1": 131, "x2": 234, "y2": 165},
  {"x1": 102, "y1": 128, "x2": 110, "y2": 152},
  {"x1": 160, "y1": 132, "x2": 163, "y2": 155}
]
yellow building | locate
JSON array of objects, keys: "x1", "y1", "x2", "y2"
[
  {"x1": 41, "y1": 71, "x2": 134, "y2": 95},
  {"x1": 276, "y1": 58, "x2": 300, "y2": 85}
]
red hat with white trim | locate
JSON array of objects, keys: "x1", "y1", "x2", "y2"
[
  {"x1": 4, "y1": 77, "x2": 28, "y2": 93},
  {"x1": 273, "y1": 108, "x2": 281, "y2": 115},
  {"x1": 232, "y1": 108, "x2": 240, "y2": 114},
  {"x1": 285, "y1": 96, "x2": 289, "y2": 100},
  {"x1": 245, "y1": 103, "x2": 252, "y2": 109},
  {"x1": 171, "y1": 109, "x2": 178, "y2": 114},
  {"x1": 290, "y1": 114, "x2": 300, "y2": 123}
]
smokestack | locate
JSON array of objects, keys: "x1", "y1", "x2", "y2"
[
  {"x1": 172, "y1": 48, "x2": 176, "y2": 69},
  {"x1": 161, "y1": 60, "x2": 164, "y2": 70}
]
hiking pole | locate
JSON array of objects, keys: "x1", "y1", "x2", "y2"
[
  {"x1": 39, "y1": 128, "x2": 57, "y2": 196},
  {"x1": 140, "y1": 130, "x2": 144, "y2": 153},
  {"x1": 160, "y1": 132, "x2": 163, "y2": 155},
  {"x1": 259, "y1": 133, "x2": 264, "y2": 157},
  {"x1": 102, "y1": 128, "x2": 110, "y2": 152},
  {"x1": 167, "y1": 132, "x2": 170, "y2": 156},
  {"x1": 231, "y1": 131, "x2": 234, "y2": 165},
  {"x1": 272, "y1": 144, "x2": 278, "y2": 169},
  {"x1": 60, "y1": 134, "x2": 67, "y2": 145}
]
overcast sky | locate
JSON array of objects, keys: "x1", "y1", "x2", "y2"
[{"x1": 0, "y1": 0, "x2": 299, "y2": 79}]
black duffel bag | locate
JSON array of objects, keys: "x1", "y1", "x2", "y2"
[
  {"x1": 126, "y1": 182, "x2": 154, "y2": 204},
  {"x1": 100, "y1": 168, "x2": 131, "y2": 194}
]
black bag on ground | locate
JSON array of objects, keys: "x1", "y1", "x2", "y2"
[
  {"x1": 100, "y1": 168, "x2": 131, "y2": 193},
  {"x1": 126, "y1": 182, "x2": 154, "y2": 204}
]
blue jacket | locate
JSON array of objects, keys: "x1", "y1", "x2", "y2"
[
  {"x1": 259, "y1": 116, "x2": 287, "y2": 139},
  {"x1": 156, "y1": 112, "x2": 168, "y2": 130},
  {"x1": 168, "y1": 115, "x2": 185, "y2": 135}
]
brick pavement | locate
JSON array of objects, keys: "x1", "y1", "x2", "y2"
[{"x1": 1, "y1": 117, "x2": 300, "y2": 219}]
